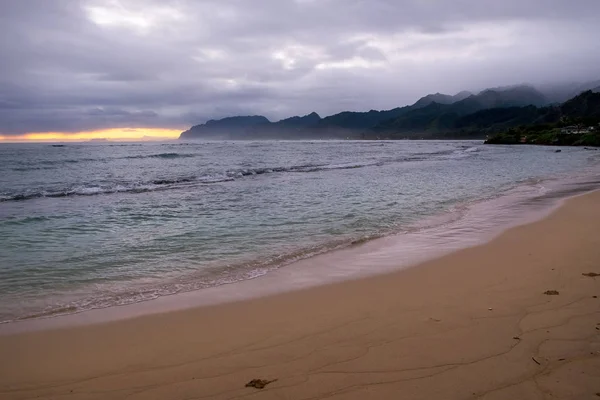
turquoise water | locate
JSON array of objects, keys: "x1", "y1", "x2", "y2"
[{"x1": 0, "y1": 140, "x2": 598, "y2": 322}]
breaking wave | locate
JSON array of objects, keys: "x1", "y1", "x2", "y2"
[
  {"x1": 11, "y1": 152, "x2": 200, "y2": 169},
  {"x1": 1, "y1": 149, "x2": 478, "y2": 202}
]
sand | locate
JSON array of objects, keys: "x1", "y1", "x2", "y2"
[{"x1": 1, "y1": 191, "x2": 599, "y2": 400}]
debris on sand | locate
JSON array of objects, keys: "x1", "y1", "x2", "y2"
[
  {"x1": 582, "y1": 272, "x2": 600, "y2": 277},
  {"x1": 513, "y1": 336, "x2": 521, "y2": 340},
  {"x1": 245, "y1": 379, "x2": 278, "y2": 389},
  {"x1": 531, "y1": 357, "x2": 541, "y2": 365},
  {"x1": 543, "y1": 290, "x2": 559, "y2": 295}
]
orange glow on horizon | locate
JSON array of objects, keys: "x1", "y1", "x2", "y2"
[{"x1": 0, "y1": 128, "x2": 184, "y2": 142}]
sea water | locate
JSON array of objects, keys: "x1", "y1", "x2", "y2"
[{"x1": 0, "y1": 140, "x2": 598, "y2": 323}]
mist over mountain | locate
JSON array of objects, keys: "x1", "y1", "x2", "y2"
[
  {"x1": 411, "y1": 91, "x2": 473, "y2": 109},
  {"x1": 537, "y1": 80, "x2": 600, "y2": 104},
  {"x1": 180, "y1": 82, "x2": 600, "y2": 140}
]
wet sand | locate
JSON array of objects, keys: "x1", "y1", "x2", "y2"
[{"x1": 1, "y1": 191, "x2": 599, "y2": 400}]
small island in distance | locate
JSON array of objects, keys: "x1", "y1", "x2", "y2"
[{"x1": 180, "y1": 82, "x2": 600, "y2": 146}]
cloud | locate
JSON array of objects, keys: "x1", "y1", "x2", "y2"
[{"x1": 0, "y1": 0, "x2": 599, "y2": 135}]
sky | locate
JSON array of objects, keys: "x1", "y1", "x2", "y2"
[{"x1": 1, "y1": 0, "x2": 599, "y2": 141}]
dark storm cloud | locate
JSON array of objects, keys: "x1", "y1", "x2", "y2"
[{"x1": 1, "y1": 0, "x2": 599, "y2": 134}]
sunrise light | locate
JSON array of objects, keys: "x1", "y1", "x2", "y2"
[{"x1": 0, "y1": 128, "x2": 183, "y2": 142}]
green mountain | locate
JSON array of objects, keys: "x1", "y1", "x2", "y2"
[
  {"x1": 179, "y1": 84, "x2": 599, "y2": 141},
  {"x1": 274, "y1": 112, "x2": 321, "y2": 129},
  {"x1": 180, "y1": 88, "x2": 477, "y2": 139},
  {"x1": 180, "y1": 116, "x2": 270, "y2": 139},
  {"x1": 367, "y1": 86, "x2": 548, "y2": 138},
  {"x1": 307, "y1": 90, "x2": 471, "y2": 135},
  {"x1": 179, "y1": 88, "x2": 478, "y2": 139},
  {"x1": 411, "y1": 91, "x2": 472, "y2": 109},
  {"x1": 313, "y1": 107, "x2": 410, "y2": 134},
  {"x1": 484, "y1": 91, "x2": 600, "y2": 146},
  {"x1": 454, "y1": 106, "x2": 551, "y2": 132},
  {"x1": 245, "y1": 112, "x2": 328, "y2": 139},
  {"x1": 560, "y1": 89, "x2": 600, "y2": 120}
]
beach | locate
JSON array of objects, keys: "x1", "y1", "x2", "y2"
[{"x1": 1, "y1": 190, "x2": 599, "y2": 399}]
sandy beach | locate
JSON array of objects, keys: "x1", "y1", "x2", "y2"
[{"x1": 1, "y1": 191, "x2": 599, "y2": 400}]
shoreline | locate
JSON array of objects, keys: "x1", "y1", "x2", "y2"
[
  {"x1": 1, "y1": 171, "x2": 599, "y2": 334},
  {"x1": 1, "y1": 190, "x2": 599, "y2": 399},
  {"x1": 2, "y1": 142, "x2": 599, "y2": 327}
]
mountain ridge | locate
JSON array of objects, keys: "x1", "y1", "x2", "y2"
[{"x1": 180, "y1": 82, "x2": 599, "y2": 140}]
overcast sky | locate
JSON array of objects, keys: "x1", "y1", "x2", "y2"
[{"x1": 1, "y1": 0, "x2": 599, "y2": 136}]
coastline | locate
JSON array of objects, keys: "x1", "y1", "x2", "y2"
[
  {"x1": 1, "y1": 189, "x2": 599, "y2": 399},
  {"x1": 2, "y1": 141, "x2": 599, "y2": 325},
  {"x1": 1, "y1": 168, "x2": 599, "y2": 333}
]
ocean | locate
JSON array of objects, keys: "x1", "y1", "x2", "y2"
[{"x1": 0, "y1": 140, "x2": 599, "y2": 324}]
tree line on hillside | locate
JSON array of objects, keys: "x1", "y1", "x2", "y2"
[{"x1": 484, "y1": 90, "x2": 600, "y2": 146}]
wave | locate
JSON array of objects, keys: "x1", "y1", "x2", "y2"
[
  {"x1": 2, "y1": 148, "x2": 479, "y2": 202},
  {"x1": 124, "y1": 153, "x2": 198, "y2": 160},
  {"x1": 222, "y1": 150, "x2": 477, "y2": 180},
  {"x1": 0, "y1": 178, "x2": 216, "y2": 202},
  {"x1": 10, "y1": 166, "x2": 58, "y2": 172},
  {"x1": 10, "y1": 143, "x2": 480, "y2": 172},
  {"x1": 224, "y1": 162, "x2": 375, "y2": 177},
  {"x1": 1, "y1": 163, "x2": 365, "y2": 202},
  {"x1": 11, "y1": 153, "x2": 200, "y2": 169},
  {"x1": 2, "y1": 230, "x2": 386, "y2": 324}
]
